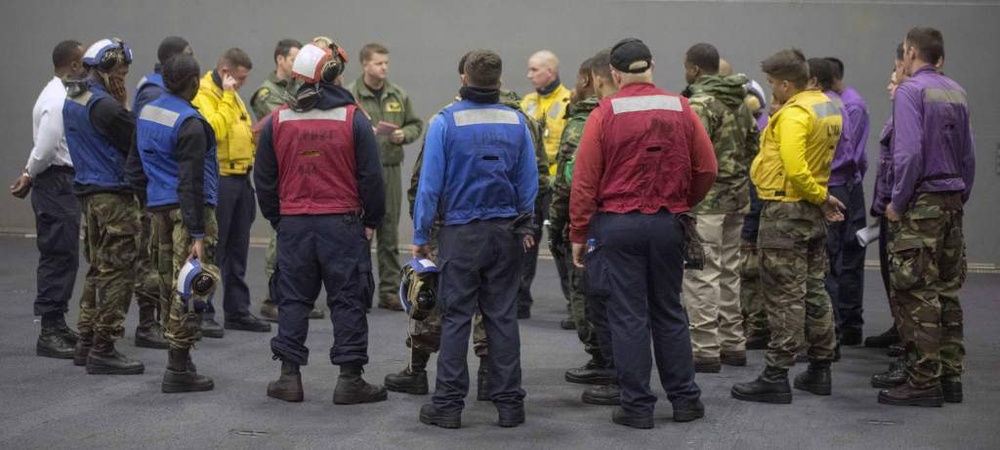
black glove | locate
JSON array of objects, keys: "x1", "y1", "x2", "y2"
[
  {"x1": 508, "y1": 213, "x2": 537, "y2": 237},
  {"x1": 678, "y1": 212, "x2": 705, "y2": 271}
]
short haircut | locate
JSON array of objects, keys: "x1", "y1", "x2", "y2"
[
  {"x1": 905, "y1": 27, "x2": 944, "y2": 64},
  {"x1": 463, "y1": 50, "x2": 502, "y2": 87},
  {"x1": 52, "y1": 40, "x2": 82, "y2": 70},
  {"x1": 458, "y1": 51, "x2": 471, "y2": 75},
  {"x1": 761, "y1": 49, "x2": 809, "y2": 89},
  {"x1": 579, "y1": 57, "x2": 595, "y2": 76},
  {"x1": 825, "y1": 57, "x2": 844, "y2": 80},
  {"x1": 157, "y1": 36, "x2": 190, "y2": 65},
  {"x1": 590, "y1": 48, "x2": 612, "y2": 80},
  {"x1": 220, "y1": 48, "x2": 252, "y2": 70},
  {"x1": 163, "y1": 54, "x2": 201, "y2": 94},
  {"x1": 807, "y1": 58, "x2": 835, "y2": 91},
  {"x1": 685, "y1": 43, "x2": 720, "y2": 73},
  {"x1": 273, "y1": 39, "x2": 303, "y2": 63},
  {"x1": 359, "y1": 43, "x2": 389, "y2": 64}
]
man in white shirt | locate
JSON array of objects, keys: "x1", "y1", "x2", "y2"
[{"x1": 9, "y1": 40, "x2": 87, "y2": 359}]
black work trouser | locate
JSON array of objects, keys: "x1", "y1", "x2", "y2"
[{"x1": 31, "y1": 166, "x2": 80, "y2": 317}]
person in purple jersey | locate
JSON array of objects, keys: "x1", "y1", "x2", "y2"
[
  {"x1": 823, "y1": 56, "x2": 870, "y2": 347},
  {"x1": 878, "y1": 27, "x2": 975, "y2": 408}
]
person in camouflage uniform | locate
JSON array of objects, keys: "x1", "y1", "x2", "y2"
[
  {"x1": 64, "y1": 38, "x2": 146, "y2": 375},
  {"x1": 679, "y1": 44, "x2": 759, "y2": 373},
  {"x1": 877, "y1": 28, "x2": 974, "y2": 407},
  {"x1": 131, "y1": 54, "x2": 221, "y2": 392},
  {"x1": 549, "y1": 57, "x2": 616, "y2": 391},
  {"x1": 731, "y1": 50, "x2": 845, "y2": 404},
  {"x1": 388, "y1": 53, "x2": 548, "y2": 401}
]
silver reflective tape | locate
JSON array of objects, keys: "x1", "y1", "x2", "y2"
[
  {"x1": 453, "y1": 108, "x2": 520, "y2": 126},
  {"x1": 139, "y1": 105, "x2": 180, "y2": 128},
  {"x1": 925, "y1": 88, "x2": 967, "y2": 106},
  {"x1": 611, "y1": 95, "x2": 682, "y2": 114},
  {"x1": 135, "y1": 76, "x2": 148, "y2": 91},
  {"x1": 278, "y1": 107, "x2": 348, "y2": 122},
  {"x1": 812, "y1": 101, "x2": 840, "y2": 118}
]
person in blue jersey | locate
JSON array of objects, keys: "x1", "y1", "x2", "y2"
[{"x1": 413, "y1": 49, "x2": 538, "y2": 429}]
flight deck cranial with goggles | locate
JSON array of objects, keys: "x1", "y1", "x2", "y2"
[
  {"x1": 83, "y1": 38, "x2": 133, "y2": 72},
  {"x1": 399, "y1": 258, "x2": 439, "y2": 320},
  {"x1": 289, "y1": 41, "x2": 349, "y2": 111}
]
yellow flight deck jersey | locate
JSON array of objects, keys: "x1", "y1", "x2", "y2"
[
  {"x1": 750, "y1": 90, "x2": 842, "y2": 205},
  {"x1": 192, "y1": 71, "x2": 255, "y2": 176},
  {"x1": 521, "y1": 84, "x2": 572, "y2": 176}
]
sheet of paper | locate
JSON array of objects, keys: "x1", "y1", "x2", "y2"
[{"x1": 856, "y1": 223, "x2": 880, "y2": 247}]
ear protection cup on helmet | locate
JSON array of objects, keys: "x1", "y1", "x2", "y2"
[
  {"x1": 319, "y1": 43, "x2": 348, "y2": 83},
  {"x1": 96, "y1": 38, "x2": 132, "y2": 72}
]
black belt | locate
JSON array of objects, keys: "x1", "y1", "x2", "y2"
[{"x1": 44, "y1": 165, "x2": 74, "y2": 175}]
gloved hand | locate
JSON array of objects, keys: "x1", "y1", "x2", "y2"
[{"x1": 678, "y1": 212, "x2": 705, "y2": 270}]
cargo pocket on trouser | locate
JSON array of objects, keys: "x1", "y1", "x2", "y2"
[
  {"x1": 888, "y1": 238, "x2": 929, "y2": 293},
  {"x1": 357, "y1": 238, "x2": 376, "y2": 310}
]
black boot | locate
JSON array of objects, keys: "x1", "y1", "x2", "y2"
[
  {"x1": 37, "y1": 326, "x2": 75, "y2": 359},
  {"x1": 199, "y1": 313, "x2": 224, "y2": 339},
  {"x1": 560, "y1": 317, "x2": 576, "y2": 330},
  {"x1": 162, "y1": 347, "x2": 214, "y2": 393},
  {"x1": 420, "y1": 403, "x2": 461, "y2": 429},
  {"x1": 942, "y1": 381, "x2": 963, "y2": 403},
  {"x1": 73, "y1": 330, "x2": 93, "y2": 366},
  {"x1": 793, "y1": 360, "x2": 832, "y2": 395},
  {"x1": 565, "y1": 357, "x2": 616, "y2": 385},
  {"x1": 731, "y1": 366, "x2": 792, "y2": 404},
  {"x1": 612, "y1": 406, "x2": 654, "y2": 429},
  {"x1": 86, "y1": 335, "x2": 145, "y2": 375},
  {"x1": 267, "y1": 360, "x2": 304, "y2": 402},
  {"x1": 871, "y1": 358, "x2": 907, "y2": 388},
  {"x1": 886, "y1": 343, "x2": 905, "y2": 358},
  {"x1": 864, "y1": 326, "x2": 899, "y2": 348},
  {"x1": 41, "y1": 313, "x2": 78, "y2": 345},
  {"x1": 582, "y1": 384, "x2": 621, "y2": 405},
  {"x1": 334, "y1": 364, "x2": 388, "y2": 404},
  {"x1": 672, "y1": 398, "x2": 706, "y2": 423},
  {"x1": 135, "y1": 304, "x2": 170, "y2": 349},
  {"x1": 498, "y1": 404, "x2": 525, "y2": 428},
  {"x1": 878, "y1": 383, "x2": 944, "y2": 407},
  {"x1": 477, "y1": 357, "x2": 492, "y2": 401},
  {"x1": 385, "y1": 350, "x2": 430, "y2": 395},
  {"x1": 260, "y1": 299, "x2": 279, "y2": 322}
]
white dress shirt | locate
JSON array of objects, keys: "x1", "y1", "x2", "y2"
[{"x1": 25, "y1": 76, "x2": 73, "y2": 177}]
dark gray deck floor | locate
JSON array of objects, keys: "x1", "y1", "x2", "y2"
[{"x1": 1, "y1": 235, "x2": 997, "y2": 449}]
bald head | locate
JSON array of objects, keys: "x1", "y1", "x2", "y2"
[
  {"x1": 527, "y1": 50, "x2": 560, "y2": 90},
  {"x1": 719, "y1": 58, "x2": 732, "y2": 76}
]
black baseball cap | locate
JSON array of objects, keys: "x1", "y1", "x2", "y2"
[{"x1": 611, "y1": 38, "x2": 652, "y2": 73}]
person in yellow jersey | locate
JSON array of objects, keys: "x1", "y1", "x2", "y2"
[
  {"x1": 731, "y1": 49, "x2": 846, "y2": 405},
  {"x1": 192, "y1": 48, "x2": 271, "y2": 336},
  {"x1": 517, "y1": 50, "x2": 570, "y2": 319}
]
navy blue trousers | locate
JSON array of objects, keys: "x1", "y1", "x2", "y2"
[
  {"x1": 586, "y1": 212, "x2": 701, "y2": 415},
  {"x1": 30, "y1": 167, "x2": 80, "y2": 316},
  {"x1": 270, "y1": 215, "x2": 372, "y2": 366},
  {"x1": 212, "y1": 175, "x2": 255, "y2": 319},
  {"x1": 825, "y1": 182, "x2": 867, "y2": 335},
  {"x1": 433, "y1": 218, "x2": 526, "y2": 415}
]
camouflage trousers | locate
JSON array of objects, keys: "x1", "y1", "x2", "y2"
[
  {"x1": 888, "y1": 192, "x2": 966, "y2": 388},
  {"x1": 407, "y1": 309, "x2": 489, "y2": 361},
  {"x1": 151, "y1": 207, "x2": 221, "y2": 350},
  {"x1": 77, "y1": 193, "x2": 140, "y2": 340},
  {"x1": 264, "y1": 228, "x2": 277, "y2": 302},
  {"x1": 553, "y1": 239, "x2": 601, "y2": 358},
  {"x1": 758, "y1": 201, "x2": 836, "y2": 369},
  {"x1": 739, "y1": 241, "x2": 769, "y2": 337},
  {"x1": 135, "y1": 212, "x2": 163, "y2": 316}
]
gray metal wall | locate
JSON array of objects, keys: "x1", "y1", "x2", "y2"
[{"x1": 2, "y1": 0, "x2": 998, "y2": 263}]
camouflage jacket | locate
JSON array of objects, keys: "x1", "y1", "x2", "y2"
[
  {"x1": 548, "y1": 96, "x2": 597, "y2": 236},
  {"x1": 688, "y1": 74, "x2": 759, "y2": 214},
  {"x1": 406, "y1": 89, "x2": 549, "y2": 219}
]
